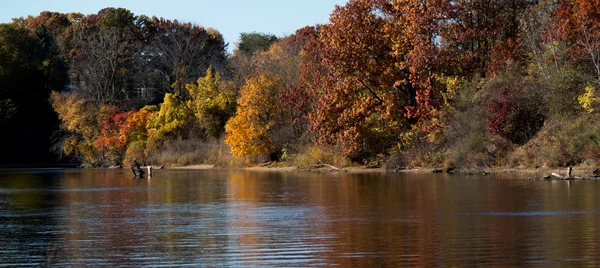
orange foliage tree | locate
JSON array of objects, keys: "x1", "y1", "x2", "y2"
[
  {"x1": 94, "y1": 108, "x2": 152, "y2": 164},
  {"x1": 225, "y1": 74, "x2": 281, "y2": 157}
]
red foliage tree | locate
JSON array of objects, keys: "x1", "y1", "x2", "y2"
[{"x1": 554, "y1": 0, "x2": 600, "y2": 81}]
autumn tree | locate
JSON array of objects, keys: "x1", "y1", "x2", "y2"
[
  {"x1": 252, "y1": 38, "x2": 313, "y2": 144},
  {"x1": 146, "y1": 93, "x2": 194, "y2": 152},
  {"x1": 554, "y1": 0, "x2": 600, "y2": 83},
  {"x1": 12, "y1": 11, "x2": 72, "y2": 35},
  {"x1": 227, "y1": 30, "x2": 315, "y2": 157},
  {"x1": 50, "y1": 91, "x2": 107, "y2": 165},
  {"x1": 225, "y1": 75, "x2": 281, "y2": 157},
  {"x1": 93, "y1": 107, "x2": 152, "y2": 164},
  {"x1": 186, "y1": 68, "x2": 236, "y2": 139},
  {"x1": 306, "y1": 0, "x2": 413, "y2": 159}
]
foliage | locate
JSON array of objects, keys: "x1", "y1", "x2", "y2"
[
  {"x1": 0, "y1": 23, "x2": 62, "y2": 164},
  {"x1": 185, "y1": 68, "x2": 236, "y2": 138},
  {"x1": 226, "y1": 30, "x2": 315, "y2": 160},
  {"x1": 526, "y1": 115, "x2": 600, "y2": 167},
  {"x1": 486, "y1": 76, "x2": 546, "y2": 145},
  {"x1": 225, "y1": 75, "x2": 280, "y2": 157},
  {"x1": 146, "y1": 93, "x2": 194, "y2": 152},
  {"x1": 578, "y1": 85, "x2": 599, "y2": 113},
  {"x1": 554, "y1": 0, "x2": 600, "y2": 82},
  {"x1": 290, "y1": 145, "x2": 350, "y2": 169},
  {"x1": 12, "y1": 2, "x2": 600, "y2": 169},
  {"x1": 93, "y1": 107, "x2": 152, "y2": 164},
  {"x1": 50, "y1": 91, "x2": 104, "y2": 165},
  {"x1": 124, "y1": 140, "x2": 147, "y2": 166},
  {"x1": 236, "y1": 32, "x2": 278, "y2": 57},
  {"x1": 306, "y1": 0, "x2": 408, "y2": 160}
]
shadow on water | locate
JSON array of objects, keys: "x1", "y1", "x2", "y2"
[{"x1": 0, "y1": 169, "x2": 599, "y2": 266}]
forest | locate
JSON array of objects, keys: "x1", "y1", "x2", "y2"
[{"x1": 2, "y1": 0, "x2": 600, "y2": 171}]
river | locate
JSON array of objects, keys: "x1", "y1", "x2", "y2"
[{"x1": 0, "y1": 169, "x2": 598, "y2": 266}]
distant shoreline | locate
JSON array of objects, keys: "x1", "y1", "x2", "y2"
[
  {"x1": 2, "y1": 164, "x2": 596, "y2": 178},
  {"x1": 165, "y1": 164, "x2": 599, "y2": 177}
]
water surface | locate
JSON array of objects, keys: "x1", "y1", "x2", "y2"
[{"x1": 0, "y1": 169, "x2": 599, "y2": 266}]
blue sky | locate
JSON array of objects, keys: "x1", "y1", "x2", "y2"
[{"x1": 0, "y1": 0, "x2": 347, "y2": 52}]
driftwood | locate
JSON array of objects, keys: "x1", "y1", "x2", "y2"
[
  {"x1": 257, "y1": 162, "x2": 272, "y2": 167},
  {"x1": 529, "y1": 167, "x2": 600, "y2": 180},
  {"x1": 310, "y1": 162, "x2": 346, "y2": 172}
]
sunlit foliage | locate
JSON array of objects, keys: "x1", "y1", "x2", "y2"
[{"x1": 225, "y1": 75, "x2": 280, "y2": 157}]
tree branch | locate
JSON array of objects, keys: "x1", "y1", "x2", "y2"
[{"x1": 357, "y1": 78, "x2": 384, "y2": 105}]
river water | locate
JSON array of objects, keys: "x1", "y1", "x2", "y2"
[{"x1": 0, "y1": 169, "x2": 599, "y2": 266}]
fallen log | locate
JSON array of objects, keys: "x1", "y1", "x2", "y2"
[{"x1": 310, "y1": 163, "x2": 345, "y2": 172}]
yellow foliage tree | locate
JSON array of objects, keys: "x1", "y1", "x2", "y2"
[
  {"x1": 147, "y1": 93, "x2": 194, "y2": 151},
  {"x1": 225, "y1": 74, "x2": 280, "y2": 157},
  {"x1": 50, "y1": 91, "x2": 109, "y2": 165},
  {"x1": 578, "y1": 85, "x2": 598, "y2": 113},
  {"x1": 186, "y1": 68, "x2": 236, "y2": 138}
]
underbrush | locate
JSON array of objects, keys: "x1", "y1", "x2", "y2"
[
  {"x1": 289, "y1": 145, "x2": 350, "y2": 168},
  {"x1": 146, "y1": 139, "x2": 247, "y2": 168},
  {"x1": 516, "y1": 114, "x2": 600, "y2": 167}
]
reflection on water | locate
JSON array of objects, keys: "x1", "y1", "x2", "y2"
[{"x1": 0, "y1": 169, "x2": 599, "y2": 266}]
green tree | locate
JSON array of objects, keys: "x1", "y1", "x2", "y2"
[
  {"x1": 236, "y1": 32, "x2": 278, "y2": 57},
  {"x1": 0, "y1": 23, "x2": 59, "y2": 164}
]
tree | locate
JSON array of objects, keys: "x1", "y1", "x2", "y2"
[
  {"x1": 146, "y1": 93, "x2": 194, "y2": 151},
  {"x1": 306, "y1": 0, "x2": 413, "y2": 159},
  {"x1": 12, "y1": 11, "x2": 71, "y2": 35},
  {"x1": 554, "y1": 0, "x2": 600, "y2": 83},
  {"x1": 186, "y1": 68, "x2": 236, "y2": 139},
  {"x1": 0, "y1": 23, "x2": 60, "y2": 164},
  {"x1": 138, "y1": 16, "x2": 227, "y2": 98},
  {"x1": 236, "y1": 32, "x2": 279, "y2": 57},
  {"x1": 64, "y1": 8, "x2": 140, "y2": 101},
  {"x1": 439, "y1": 0, "x2": 532, "y2": 76},
  {"x1": 50, "y1": 91, "x2": 105, "y2": 165},
  {"x1": 68, "y1": 26, "x2": 137, "y2": 101},
  {"x1": 225, "y1": 75, "x2": 281, "y2": 157},
  {"x1": 93, "y1": 107, "x2": 152, "y2": 164}
]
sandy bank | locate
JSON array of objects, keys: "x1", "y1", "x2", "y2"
[{"x1": 170, "y1": 164, "x2": 215, "y2": 169}]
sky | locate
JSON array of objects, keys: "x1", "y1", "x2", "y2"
[{"x1": 0, "y1": 0, "x2": 348, "y2": 52}]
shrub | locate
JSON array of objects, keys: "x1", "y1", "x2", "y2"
[
  {"x1": 522, "y1": 114, "x2": 600, "y2": 167},
  {"x1": 124, "y1": 141, "x2": 147, "y2": 166},
  {"x1": 485, "y1": 71, "x2": 545, "y2": 146},
  {"x1": 145, "y1": 138, "x2": 249, "y2": 168},
  {"x1": 290, "y1": 145, "x2": 350, "y2": 169}
]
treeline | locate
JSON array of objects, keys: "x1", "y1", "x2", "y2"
[{"x1": 3, "y1": 0, "x2": 600, "y2": 169}]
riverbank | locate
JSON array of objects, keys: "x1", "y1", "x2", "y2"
[{"x1": 166, "y1": 163, "x2": 600, "y2": 177}]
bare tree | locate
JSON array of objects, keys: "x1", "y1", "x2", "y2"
[
  {"x1": 139, "y1": 17, "x2": 227, "y2": 99},
  {"x1": 69, "y1": 26, "x2": 137, "y2": 101}
]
